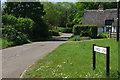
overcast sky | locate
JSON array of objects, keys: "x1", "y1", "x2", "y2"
[
  {"x1": 1, "y1": 0, "x2": 118, "y2": 3},
  {"x1": 1, "y1": 0, "x2": 77, "y2": 3},
  {"x1": 1, "y1": 0, "x2": 77, "y2": 7},
  {"x1": 1, "y1": 0, "x2": 6, "y2": 3}
]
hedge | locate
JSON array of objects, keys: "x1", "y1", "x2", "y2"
[
  {"x1": 2, "y1": 14, "x2": 18, "y2": 26},
  {"x1": 49, "y1": 30, "x2": 60, "y2": 36},
  {"x1": 57, "y1": 27, "x2": 72, "y2": 33},
  {"x1": 66, "y1": 22, "x2": 75, "y2": 28},
  {"x1": 73, "y1": 25, "x2": 98, "y2": 38},
  {"x1": 2, "y1": 25, "x2": 28, "y2": 44},
  {"x1": 2, "y1": 14, "x2": 35, "y2": 39},
  {"x1": 16, "y1": 17, "x2": 35, "y2": 38},
  {"x1": 2, "y1": 14, "x2": 49, "y2": 39}
]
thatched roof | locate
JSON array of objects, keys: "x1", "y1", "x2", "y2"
[{"x1": 82, "y1": 9, "x2": 118, "y2": 27}]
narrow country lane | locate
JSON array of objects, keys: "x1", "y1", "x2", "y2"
[{"x1": 2, "y1": 33, "x2": 72, "y2": 78}]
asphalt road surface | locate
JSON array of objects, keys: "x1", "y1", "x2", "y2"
[{"x1": 2, "y1": 33, "x2": 72, "y2": 78}]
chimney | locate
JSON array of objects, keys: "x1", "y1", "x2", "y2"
[{"x1": 98, "y1": 4, "x2": 104, "y2": 10}]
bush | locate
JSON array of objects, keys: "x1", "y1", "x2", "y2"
[
  {"x1": 2, "y1": 25, "x2": 28, "y2": 45},
  {"x1": 97, "y1": 33, "x2": 109, "y2": 38},
  {"x1": 2, "y1": 14, "x2": 18, "y2": 26},
  {"x1": 73, "y1": 25, "x2": 98, "y2": 38},
  {"x1": 49, "y1": 30, "x2": 59, "y2": 36},
  {"x1": 66, "y1": 22, "x2": 75, "y2": 28},
  {"x1": 34, "y1": 20, "x2": 49, "y2": 38},
  {"x1": 2, "y1": 15, "x2": 35, "y2": 39},
  {"x1": 57, "y1": 27, "x2": 72, "y2": 33},
  {"x1": 67, "y1": 35, "x2": 91, "y2": 41},
  {"x1": 15, "y1": 17, "x2": 35, "y2": 38},
  {"x1": 2, "y1": 38, "x2": 14, "y2": 48}
]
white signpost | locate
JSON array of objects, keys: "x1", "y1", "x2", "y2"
[{"x1": 93, "y1": 44, "x2": 110, "y2": 76}]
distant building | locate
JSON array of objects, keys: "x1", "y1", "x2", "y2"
[{"x1": 82, "y1": 4, "x2": 120, "y2": 33}]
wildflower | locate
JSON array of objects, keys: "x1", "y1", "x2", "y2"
[{"x1": 57, "y1": 65, "x2": 62, "y2": 68}]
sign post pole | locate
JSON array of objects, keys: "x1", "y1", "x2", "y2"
[
  {"x1": 93, "y1": 44, "x2": 96, "y2": 70},
  {"x1": 117, "y1": 0, "x2": 119, "y2": 42},
  {"x1": 106, "y1": 46, "x2": 110, "y2": 77},
  {"x1": 93, "y1": 44, "x2": 110, "y2": 77}
]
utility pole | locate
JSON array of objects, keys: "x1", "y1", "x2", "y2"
[{"x1": 117, "y1": 0, "x2": 119, "y2": 42}]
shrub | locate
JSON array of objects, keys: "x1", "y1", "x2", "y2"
[
  {"x1": 34, "y1": 21, "x2": 49, "y2": 39},
  {"x1": 15, "y1": 17, "x2": 35, "y2": 38},
  {"x1": 97, "y1": 33, "x2": 109, "y2": 38},
  {"x1": 2, "y1": 14, "x2": 18, "y2": 26},
  {"x1": 2, "y1": 15, "x2": 35, "y2": 39},
  {"x1": 49, "y1": 30, "x2": 60, "y2": 36},
  {"x1": 2, "y1": 38, "x2": 14, "y2": 48},
  {"x1": 66, "y1": 22, "x2": 75, "y2": 28},
  {"x1": 2, "y1": 25, "x2": 28, "y2": 45},
  {"x1": 73, "y1": 25, "x2": 98, "y2": 38},
  {"x1": 67, "y1": 35, "x2": 91, "y2": 41},
  {"x1": 57, "y1": 27, "x2": 72, "y2": 33}
]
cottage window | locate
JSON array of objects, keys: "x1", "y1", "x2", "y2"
[{"x1": 105, "y1": 20, "x2": 113, "y2": 32}]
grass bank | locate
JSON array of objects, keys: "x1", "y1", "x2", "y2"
[
  {"x1": 0, "y1": 37, "x2": 50, "y2": 49},
  {"x1": 23, "y1": 39, "x2": 118, "y2": 78},
  {"x1": 0, "y1": 38, "x2": 14, "y2": 48}
]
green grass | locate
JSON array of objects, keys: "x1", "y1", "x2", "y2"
[
  {"x1": 23, "y1": 39, "x2": 118, "y2": 78},
  {"x1": 67, "y1": 36, "x2": 91, "y2": 41}
]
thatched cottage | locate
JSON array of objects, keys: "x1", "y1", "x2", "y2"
[{"x1": 82, "y1": 4, "x2": 119, "y2": 32}]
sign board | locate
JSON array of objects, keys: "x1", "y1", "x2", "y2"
[
  {"x1": 93, "y1": 44, "x2": 110, "y2": 76},
  {"x1": 94, "y1": 46, "x2": 107, "y2": 54}
]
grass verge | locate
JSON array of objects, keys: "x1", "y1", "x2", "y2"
[
  {"x1": 23, "y1": 39, "x2": 118, "y2": 78},
  {"x1": 0, "y1": 38, "x2": 14, "y2": 48},
  {"x1": 0, "y1": 37, "x2": 51, "y2": 49},
  {"x1": 67, "y1": 35, "x2": 91, "y2": 41}
]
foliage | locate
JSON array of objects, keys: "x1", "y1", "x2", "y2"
[
  {"x1": 2, "y1": 14, "x2": 18, "y2": 26},
  {"x1": 2, "y1": 14, "x2": 35, "y2": 39},
  {"x1": 67, "y1": 35, "x2": 91, "y2": 41},
  {"x1": 57, "y1": 27, "x2": 72, "y2": 33},
  {"x1": 4, "y1": 2, "x2": 45, "y2": 22},
  {"x1": 16, "y1": 17, "x2": 35, "y2": 38},
  {"x1": 97, "y1": 32, "x2": 109, "y2": 38},
  {"x1": 68, "y1": 35, "x2": 81, "y2": 41},
  {"x1": 4, "y1": 2, "x2": 49, "y2": 38},
  {"x1": 66, "y1": 22, "x2": 75, "y2": 28},
  {"x1": 43, "y1": 2, "x2": 75, "y2": 27},
  {"x1": 33, "y1": 19, "x2": 49, "y2": 38},
  {"x1": 49, "y1": 30, "x2": 60, "y2": 36},
  {"x1": 42, "y1": 2, "x2": 117, "y2": 29},
  {"x1": 71, "y1": 2, "x2": 117, "y2": 24},
  {"x1": 23, "y1": 39, "x2": 118, "y2": 78},
  {"x1": 73, "y1": 25, "x2": 98, "y2": 38},
  {"x1": 0, "y1": 38, "x2": 14, "y2": 48},
  {"x1": 42, "y1": 2, "x2": 61, "y2": 27},
  {"x1": 2, "y1": 25, "x2": 28, "y2": 45}
]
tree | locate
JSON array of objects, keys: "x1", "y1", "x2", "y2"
[
  {"x1": 4, "y1": 2, "x2": 45, "y2": 21},
  {"x1": 43, "y1": 2, "x2": 74, "y2": 28},
  {"x1": 4, "y1": 2, "x2": 49, "y2": 38},
  {"x1": 42, "y1": 2, "x2": 61, "y2": 27},
  {"x1": 70, "y1": 2, "x2": 117, "y2": 24}
]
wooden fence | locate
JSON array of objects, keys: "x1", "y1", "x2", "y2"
[{"x1": 109, "y1": 30, "x2": 120, "y2": 38}]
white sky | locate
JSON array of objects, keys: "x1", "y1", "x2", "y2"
[
  {"x1": 1, "y1": 0, "x2": 118, "y2": 3},
  {"x1": 1, "y1": 0, "x2": 6, "y2": 3},
  {"x1": 1, "y1": 0, "x2": 78, "y2": 2}
]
